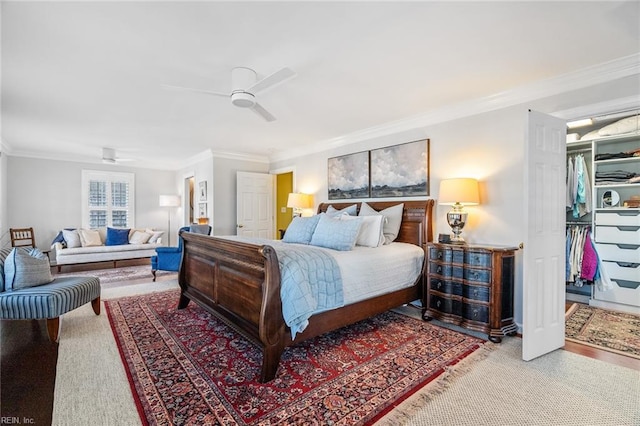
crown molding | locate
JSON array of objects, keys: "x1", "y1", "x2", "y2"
[{"x1": 270, "y1": 53, "x2": 640, "y2": 163}]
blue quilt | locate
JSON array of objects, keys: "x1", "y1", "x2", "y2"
[
  {"x1": 274, "y1": 243, "x2": 344, "y2": 338},
  {"x1": 222, "y1": 237, "x2": 344, "y2": 338}
]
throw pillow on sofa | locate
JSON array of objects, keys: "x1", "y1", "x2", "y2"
[
  {"x1": 62, "y1": 229, "x2": 81, "y2": 248},
  {"x1": 129, "y1": 230, "x2": 152, "y2": 245},
  {"x1": 106, "y1": 227, "x2": 130, "y2": 246},
  {"x1": 145, "y1": 229, "x2": 164, "y2": 243},
  {"x1": 79, "y1": 229, "x2": 102, "y2": 247},
  {"x1": 4, "y1": 247, "x2": 53, "y2": 291}
]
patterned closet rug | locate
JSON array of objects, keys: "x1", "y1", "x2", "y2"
[{"x1": 565, "y1": 303, "x2": 640, "y2": 359}]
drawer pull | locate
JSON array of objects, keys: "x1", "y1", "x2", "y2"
[
  {"x1": 437, "y1": 266, "x2": 442, "y2": 274},
  {"x1": 615, "y1": 211, "x2": 640, "y2": 217},
  {"x1": 611, "y1": 279, "x2": 640, "y2": 290},
  {"x1": 470, "y1": 272, "x2": 479, "y2": 280},
  {"x1": 473, "y1": 255, "x2": 480, "y2": 263},
  {"x1": 436, "y1": 300, "x2": 441, "y2": 308},
  {"x1": 616, "y1": 262, "x2": 639, "y2": 268},
  {"x1": 436, "y1": 282, "x2": 442, "y2": 289},
  {"x1": 616, "y1": 226, "x2": 640, "y2": 232},
  {"x1": 473, "y1": 289, "x2": 479, "y2": 297},
  {"x1": 438, "y1": 251, "x2": 443, "y2": 259},
  {"x1": 472, "y1": 308, "x2": 479, "y2": 318},
  {"x1": 617, "y1": 244, "x2": 640, "y2": 250}
]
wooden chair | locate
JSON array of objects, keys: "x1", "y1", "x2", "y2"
[{"x1": 10, "y1": 228, "x2": 36, "y2": 248}]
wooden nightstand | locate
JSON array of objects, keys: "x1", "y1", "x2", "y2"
[{"x1": 423, "y1": 242, "x2": 518, "y2": 342}]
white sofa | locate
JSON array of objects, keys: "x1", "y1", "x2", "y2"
[{"x1": 51, "y1": 227, "x2": 163, "y2": 270}]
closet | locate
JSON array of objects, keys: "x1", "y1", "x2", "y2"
[{"x1": 566, "y1": 111, "x2": 640, "y2": 314}]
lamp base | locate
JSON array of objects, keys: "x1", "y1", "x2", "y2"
[{"x1": 447, "y1": 208, "x2": 468, "y2": 245}]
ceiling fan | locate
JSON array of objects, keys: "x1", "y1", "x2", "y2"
[
  {"x1": 102, "y1": 147, "x2": 134, "y2": 164},
  {"x1": 163, "y1": 67, "x2": 296, "y2": 122}
]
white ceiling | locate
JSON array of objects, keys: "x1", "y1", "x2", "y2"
[{"x1": 2, "y1": 1, "x2": 639, "y2": 169}]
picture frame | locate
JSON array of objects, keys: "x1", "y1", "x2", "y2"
[
  {"x1": 199, "y1": 181, "x2": 207, "y2": 202},
  {"x1": 198, "y1": 203, "x2": 207, "y2": 218},
  {"x1": 370, "y1": 139, "x2": 429, "y2": 198},
  {"x1": 327, "y1": 151, "x2": 370, "y2": 200}
]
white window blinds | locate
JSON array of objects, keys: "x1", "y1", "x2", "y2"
[{"x1": 82, "y1": 170, "x2": 135, "y2": 229}]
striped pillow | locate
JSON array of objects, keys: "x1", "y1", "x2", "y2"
[
  {"x1": 0, "y1": 247, "x2": 14, "y2": 292},
  {"x1": 3, "y1": 248, "x2": 53, "y2": 291}
]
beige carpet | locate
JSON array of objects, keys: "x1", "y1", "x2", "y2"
[{"x1": 53, "y1": 282, "x2": 640, "y2": 426}]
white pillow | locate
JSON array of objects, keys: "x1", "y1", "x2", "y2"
[
  {"x1": 145, "y1": 228, "x2": 165, "y2": 244},
  {"x1": 598, "y1": 116, "x2": 640, "y2": 136},
  {"x1": 78, "y1": 229, "x2": 103, "y2": 247},
  {"x1": 580, "y1": 129, "x2": 600, "y2": 141},
  {"x1": 129, "y1": 231, "x2": 152, "y2": 244},
  {"x1": 340, "y1": 214, "x2": 384, "y2": 247},
  {"x1": 326, "y1": 204, "x2": 358, "y2": 217},
  {"x1": 359, "y1": 202, "x2": 404, "y2": 244},
  {"x1": 62, "y1": 229, "x2": 81, "y2": 248}
]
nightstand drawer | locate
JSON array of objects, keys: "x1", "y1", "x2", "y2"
[
  {"x1": 430, "y1": 278, "x2": 462, "y2": 296},
  {"x1": 462, "y1": 303, "x2": 489, "y2": 323},
  {"x1": 463, "y1": 267, "x2": 491, "y2": 284},
  {"x1": 464, "y1": 251, "x2": 491, "y2": 268},
  {"x1": 430, "y1": 262, "x2": 452, "y2": 276},
  {"x1": 463, "y1": 284, "x2": 490, "y2": 302},
  {"x1": 430, "y1": 295, "x2": 462, "y2": 316},
  {"x1": 429, "y1": 247, "x2": 452, "y2": 262}
]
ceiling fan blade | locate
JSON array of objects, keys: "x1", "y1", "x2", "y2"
[
  {"x1": 250, "y1": 103, "x2": 276, "y2": 122},
  {"x1": 161, "y1": 84, "x2": 229, "y2": 98},
  {"x1": 246, "y1": 67, "x2": 296, "y2": 94}
]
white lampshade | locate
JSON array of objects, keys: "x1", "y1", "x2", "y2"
[
  {"x1": 287, "y1": 193, "x2": 313, "y2": 209},
  {"x1": 439, "y1": 178, "x2": 479, "y2": 206},
  {"x1": 159, "y1": 195, "x2": 181, "y2": 207}
]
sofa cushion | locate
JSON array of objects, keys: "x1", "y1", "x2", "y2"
[
  {"x1": 62, "y1": 229, "x2": 82, "y2": 248},
  {"x1": 4, "y1": 248, "x2": 53, "y2": 291},
  {"x1": 106, "y1": 227, "x2": 130, "y2": 246},
  {"x1": 79, "y1": 229, "x2": 102, "y2": 247}
]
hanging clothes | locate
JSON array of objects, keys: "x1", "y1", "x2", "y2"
[{"x1": 566, "y1": 224, "x2": 598, "y2": 286}]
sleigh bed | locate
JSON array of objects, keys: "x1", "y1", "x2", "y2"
[{"x1": 177, "y1": 200, "x2": 434, "y2": 382}]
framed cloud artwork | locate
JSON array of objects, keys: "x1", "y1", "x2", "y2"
[
  {"x1": 328, "y1": 151, "x2": 370, "y2": 200},
  {"x1": 370, "y1": 139, "x2": 430, "y2": 197}
]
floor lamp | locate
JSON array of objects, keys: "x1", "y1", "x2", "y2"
[{"x1": 159, "y1": 195, "x2": 181, "y2": 246}]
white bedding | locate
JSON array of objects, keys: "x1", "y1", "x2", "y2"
[
  {"x1": 305, "y1": 242, "x2": 424, "y2": 304},
  {"x1": 220, "y1": 236, "x2": 424, "y2": 305}
]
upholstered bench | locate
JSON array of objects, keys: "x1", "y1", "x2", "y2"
[{"x1": 0, "y1": 247, "x2": 101, "y2": 342}]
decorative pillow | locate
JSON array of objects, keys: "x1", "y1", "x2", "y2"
[
  {"x1": 283, "y1": 215, "x2": 321, "y2": 244},
  {"x1": 145, "y1": 228, "x2": 165, "y2": 243},
  {"x1": 129, "y1": 231, "x2": 152, "y2": 245},
  {"x1": 340, "y1": 214, "x2": 385, "y2": 248},
  {"x1": 106, "y1": 227, "x2": 130, "y2": 246},
  {"x1": 326, "y1": 204, "x2": 358, "y2": 217},
  {"x1": 4, "y1": 248, "x2": 53, "y2": 291},
  {"x1": 62, "y1": 229, "x2": 81, "y2": 248},
  {"x1": 0, "y1": 247, "x2": 14, "y2": 292},
  {"x1": 359, "y1": 202, "x2": 404, "y2": 244},
  {"x1": 598, "y1": 116, "x2": 640, "y2": 136},
  {"x1": 78, "y1": 229, "x2": 103, "y2": 247},
  {"x1": 310, "y1": 214, "x2": 363, "y2": 251}
]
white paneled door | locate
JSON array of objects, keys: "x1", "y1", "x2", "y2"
[
  {"x1": 523, "y1": 110, "x2": 567, "y2": 361},
  {"x1": 236, "y1": 171, "x2": 273, "y2": 238}
]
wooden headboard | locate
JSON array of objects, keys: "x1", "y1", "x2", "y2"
[{"x1": 317, "y1": 200, "x2": 435, "y2": 248}]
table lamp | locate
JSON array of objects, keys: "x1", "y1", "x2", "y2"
[
  {"x1": 438, "y1": 178, "x2": 479, "y2": 244},
  {"x1": 287, "y1": 193, "x2": 313, "y2": 217}
]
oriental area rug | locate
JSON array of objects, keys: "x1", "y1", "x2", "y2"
[
  {"x1": 565, "y1": 303, "x2": 640, "y2": 360},
  {"x1": 106, "y1": 290, "x2": 487, "y2": 425}
]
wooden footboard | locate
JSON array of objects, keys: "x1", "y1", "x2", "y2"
[{"x1": 178, "y1": 200, "x2": 434, "y2": 382}]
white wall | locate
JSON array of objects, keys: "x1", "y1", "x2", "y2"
[
  {"x1": 6, "y1": 156, "x2": 176, "y2": 249},
  {"x1": 0, "y1": 151, "x2": 7, "y2": 247}
]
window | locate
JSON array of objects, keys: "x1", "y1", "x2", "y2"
[{"x1": 82, "y1": 170, "x2": 135, "y2": 229}]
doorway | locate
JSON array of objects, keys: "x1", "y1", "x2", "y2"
[
  {"x1": 276, "y1": 172, "x2": 293, "y2": 239},
  {"x1": 184, "y1": 176, "x2": 195, "y2": 224}
]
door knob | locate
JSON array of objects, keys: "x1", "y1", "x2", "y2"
[{"x1": 237, "y1": 224, "x2": 244, "y2": 228}]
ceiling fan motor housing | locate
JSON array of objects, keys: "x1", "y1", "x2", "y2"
[{"x1": 231, "y1": 67, "x2": 258, "y2": 108}]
